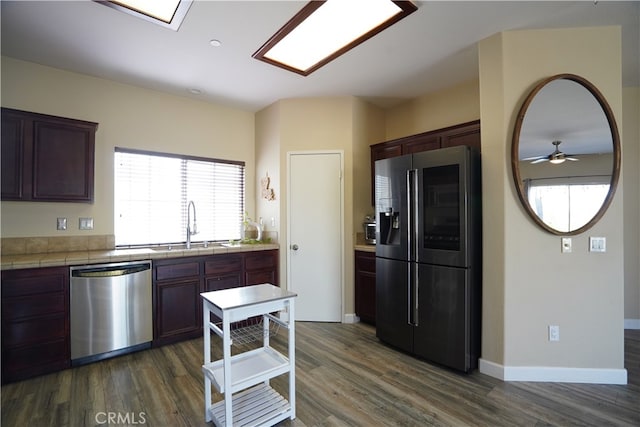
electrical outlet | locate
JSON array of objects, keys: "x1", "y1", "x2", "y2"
[
  {"x1": 79, "y1": 217, "x2": 94, "y2": 230},
  {"x1": 589, "y1": 236, "x2": 606, "y2": 252},
  {"x1": 549, "y1": 325, "x2": 560, "y2": 342},
  {"x1": 56, "y1": 217, "x2": 67, "y2": 231},
  {"x1": 561, "y1": 237, "x2": 572, "y2": 253}
]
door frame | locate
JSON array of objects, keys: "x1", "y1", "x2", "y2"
[{"x1": 286, "y1": 150, "x2": 345, "y2": 322}]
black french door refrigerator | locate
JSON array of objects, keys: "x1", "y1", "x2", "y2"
[{"x1": 375, "y1": 145, "x2": 481, "y2": 372}]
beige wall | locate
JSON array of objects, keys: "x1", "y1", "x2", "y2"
[
  {"x1": 254, "y1": 97, "x2": 384, "y2": 317},
  {"x1": 282, "y1": 97, "x2": 354, "y2": 315},
  {"x1": 385, "y1": 79, "x2": 481, "y2": 139},
  {"x1": 351, "y1": 98, "x2": 385, "y2": 219},
  {"x1": 623, "y1": 86, "x2": 640, "y2": 325},
  {"x1": 479, "y1": 26, "x2": 625, "y2": 376},
  {"x1": 1, "y1": 57, "x2": 256, "y2": 238},
  {"x1": 477, "y1": 32, "x2": 508, "y2": 365},
  {"x1": 255, "y1": 101, "x2": 282, "y2": 275},
  {"x1": 256, "y1": 98, "x2": 349, "y2": 316}
]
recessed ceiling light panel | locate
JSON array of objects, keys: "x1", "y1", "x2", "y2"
[
  {"x1": 95, "y1": 0, "x2": 193, "y2": 31},
  {"x1": 253, "y1": 0, "x2": 417, "y2": 76}
]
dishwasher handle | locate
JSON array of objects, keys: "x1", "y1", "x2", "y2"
[{"x1": 71, "y1": 262, "x2": 151, "y2": 278}]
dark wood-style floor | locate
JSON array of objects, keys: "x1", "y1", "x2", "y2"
[{"x1": 2, "y1": 323, "x2": 639, "y2": 426}]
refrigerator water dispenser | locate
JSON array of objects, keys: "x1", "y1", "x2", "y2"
[{"x1": 379, "y1": 209, "x2": 400, "y2": 245}]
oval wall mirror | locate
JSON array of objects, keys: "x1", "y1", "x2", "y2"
[{"x1": 511, "y1": 74, "x2": 621, "y2": 235}]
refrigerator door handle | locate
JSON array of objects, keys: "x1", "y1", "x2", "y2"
[
  {"x1": 407, "y1": 169, "x2": 419, "y2": 327},
  {"x1": 406, "y1": 170, "x2": 412, "y2": 260},
  {"x1": 413, "y1": 265, "x2": 419, "y2": 327},
  {"x1": 408, "y1": 263, "x2": 419, "y2": 326},
  {"x1": 407, "y1": 268, "x2": 413, "y2": 326},
  {"x1": 407, "y1": 169, "x2": 418, "y2": 261}
]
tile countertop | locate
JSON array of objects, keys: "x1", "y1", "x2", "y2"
[
  {"x1": 1, "y1": 243, "x2": 280, "y2": 270},
  {"x1": 354, "y1": 244, "x2": 375, "y2": 253}
]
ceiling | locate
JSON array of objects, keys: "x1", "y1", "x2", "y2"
[
  {"x1": 518, "y1": 77, "x2": 616, "y2": 159},
  {"x1": 1, "y1": 1, "x2": 638, "y2": 112}
]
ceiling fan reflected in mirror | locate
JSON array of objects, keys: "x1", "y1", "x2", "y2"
[{"x1": 525, "y1": 140, "x2": 579, "y2": 164}]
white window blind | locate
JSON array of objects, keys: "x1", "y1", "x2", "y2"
[
  {"x1": 115, "y1": 148, "x2": 245, "y2": 247},
  {"x1": 525, "y1": 176, "x2": 609, "y2": 232}
]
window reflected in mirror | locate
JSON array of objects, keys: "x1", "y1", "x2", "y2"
[{"x1": 526, "y1": 181, "x2": 609, "y2": 232}]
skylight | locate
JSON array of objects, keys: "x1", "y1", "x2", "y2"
[
  {"x1": 253, "y1": 0, "x2": 418, "y2": 76},
  {"x1": 97, "y1": 0, "x2": 193, "y2": 31}
]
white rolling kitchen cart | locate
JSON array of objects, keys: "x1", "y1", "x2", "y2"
[{"x1": 201, "y1": 284, "x2": 297, "y2": 427}]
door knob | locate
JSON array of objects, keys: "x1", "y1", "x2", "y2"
[{"x1": 291, "y1": 244, "x2": 299, "y2": 251}]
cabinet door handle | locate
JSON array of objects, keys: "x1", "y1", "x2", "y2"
[{"x1": 290, "y1": 244, "x2": 299, "y2": 251}]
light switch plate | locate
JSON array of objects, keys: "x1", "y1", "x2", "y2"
[
  {"x1": 561, "y1": 237, "x2": 572, "y2": 253},
  {"x1": 79, "y1": 217, "x2": 94, "y2": 230},
  {"x1": 589, "y1": 236, "x2": 606, "y2": 252},
  {"x1": 56, "y1": 217, "x2": 67, "y2": 231}
]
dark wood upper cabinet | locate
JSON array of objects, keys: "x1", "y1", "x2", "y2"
[
  {"x1": 370, "y1": 120, "x2": 480, "y2": 203},
  {"x1": 440, "y1": 122, "x2": 481, "y2": 149},
  {"x1": 403, "y1": 133, "x2": 441, "y2": 154},
  {"x1": 1, "y1": 111, "x2": 25, "y2": 199},
  {"x1": 1, "y1": 108, "x2": 98, "y2": 202},
  {"x1": 371, "y1": 140, "x2": 403, "y2": 163}
]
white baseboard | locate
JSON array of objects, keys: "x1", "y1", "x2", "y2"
[
  {"x1": 479, "y1": 358, "x2": 504, "y2": 380},
  {"x1": 479, "y1": 358, "x2": 627, "y2": 384},
  {"x1": 624, "y1": 318, "x2": 640, "y2": 329},
  {"x1": 343, "y1": 313, "x2": 359, "y2": 324}
]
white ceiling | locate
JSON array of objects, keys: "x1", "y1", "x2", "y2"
[{"x1": 1, "y1": 1, "x2": 638, "y2": 112}]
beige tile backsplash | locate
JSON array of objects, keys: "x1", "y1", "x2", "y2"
[{"x1": 1, "y1": 235, "x2": 115, "y2": 255}]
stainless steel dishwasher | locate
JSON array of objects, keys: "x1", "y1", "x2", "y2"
[{"x1": 70, "y1": 260, "x2": 153, "y2": 366}]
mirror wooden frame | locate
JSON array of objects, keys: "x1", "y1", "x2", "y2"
[{"x1": 511, "y1": 73, "x2": 621, "y2": 235}]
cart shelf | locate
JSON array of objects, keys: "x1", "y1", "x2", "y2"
[
  {"x1": 207, "y1": 383, "x2": 291, "y2": 427},
  {"x1": 202, "y1": 346, "x2": 289, "y2": 394}
]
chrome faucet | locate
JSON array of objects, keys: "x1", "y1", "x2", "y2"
[{"x1": 186, "y1": 200, "x2": 198, "y2": 249}]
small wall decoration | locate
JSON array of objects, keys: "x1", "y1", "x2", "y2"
[{"x1": 261, "y1": 173, "x2": 276, "y2": 201}]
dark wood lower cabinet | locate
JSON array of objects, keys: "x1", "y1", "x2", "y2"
[
  {"x1": 245, "y1": 250, "x2": 278, "y2": 285},
  {"x1": 205, "y1": 254, "x2": 243, "y2": 292},
  {"x1": 0, "y1": 249, "x2": 279, "y2": 382},
  {"x1": 153, "y1": 250, "x2": 279, "y2": 346},
  {"x1": 1, "y1": 266, "x2": 70, "y2": 384},
  {"x1": 355, "y1": 250, "x2": 376, "y2": 325},
  {"x1": 204, "y1": 254, "x2": 244, "y2": 325},
  {"x1": 153, "y1": 259, "x2": 202, "y2": 345},
  {"x1": 155, "y1": 278, "x2": 203, "y2": 346}
]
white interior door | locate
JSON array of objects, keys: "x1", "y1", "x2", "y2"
[{"x1": 287, "y1": 151, "x2": 343, "y2": 322}]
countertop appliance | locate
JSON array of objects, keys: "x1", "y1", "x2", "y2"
[
  {"x1": 363, "y1": 215, "x2": 376, "y2": 245},
  {"x1": 375, "y1": 145, "x2": 481, "y2": 372},
  {"x1": 70, "y1": 260, "x2": 153, "y2": 366}
]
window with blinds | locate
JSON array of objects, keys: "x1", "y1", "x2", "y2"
[
  {"x1": 114, "y1": 148, "x2": 245, "y2": 247},
  {"x1": 525, "y1": 176, "x2": 610, "y2": 232}
]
